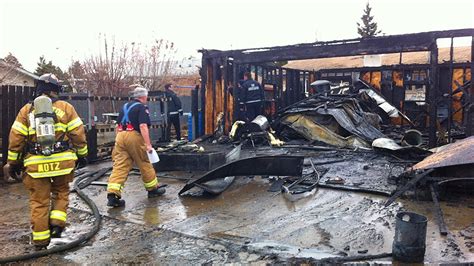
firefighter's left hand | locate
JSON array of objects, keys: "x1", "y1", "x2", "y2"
[
  {"x1": 3, "y1": 163, "x2": 22, "y2": 183},
  {"x1": 76, "y1": 157, "x2": 88, "y2": 168}
]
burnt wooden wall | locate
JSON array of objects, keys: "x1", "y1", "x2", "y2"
[
  {"x1": 200, "y1": 29, "x2": 474, "y2": 146},
  {"x1": 200, "y1": 57, "x2": 314, "y2": 135}
]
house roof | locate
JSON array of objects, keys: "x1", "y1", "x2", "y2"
[
  {"x1": 0, "y1": 60, "x2": 40, "y2": 80},
  {"x1": 284, "y1": 46, "x2": 472, "y2": 71}
]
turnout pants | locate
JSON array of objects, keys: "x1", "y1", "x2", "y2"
[
  {"x1": 23, "y1": 173, "x2": 73, "y2": 246},
  {"x1": 107, "y1": 131, "x2": 159, "y2": 197}
]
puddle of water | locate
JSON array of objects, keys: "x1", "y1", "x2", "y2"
[{"x1": 247, "y1": 241, "x2": 337, "y2": 260}]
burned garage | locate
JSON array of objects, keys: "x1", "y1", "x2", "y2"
[{"x1": 0, "y1": 28, "x2": 473, "y2": 264}]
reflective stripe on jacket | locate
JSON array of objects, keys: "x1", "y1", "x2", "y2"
[{"x1": 7, "y1": 99, "x2": 88, "y2": 177}]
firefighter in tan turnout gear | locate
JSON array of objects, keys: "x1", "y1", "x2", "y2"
[
  {"x1": 106, "y1": 87, "x2": 166, "y2": 207},
  {"x1": 3, "y1": 73, "x2": 88, "y2": 250}
]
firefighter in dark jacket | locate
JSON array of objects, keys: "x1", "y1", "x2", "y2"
[
  {"x1": 228, "y1": 81, "x2": 246, "y2": 122},
  {"x1": 162, "y1": 83, "x2": 183, "y2": 140},
  {"x1": 106, "y1": 87, "x2": 166, "y2": 207},
  {"x1": 3, "y1": 73, "x2": 88, "y2": 250},
  {"x1": 241, "y1": 72, "x2": 264, "y2": 121}
]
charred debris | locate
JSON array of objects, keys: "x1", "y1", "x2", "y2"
[
  {"x1": 163, "y1": 75, "x2": 472, "y2": 238},
  {"x1": 179, "y1": 29, "x2": 473, "y2": 242}
]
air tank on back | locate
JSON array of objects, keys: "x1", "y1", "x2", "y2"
[{"x1": 34, "y1": 95, "x2": 56, "y2": 156}]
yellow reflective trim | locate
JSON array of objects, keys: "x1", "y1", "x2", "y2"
[
  {"x1": 67, "y1": 117, "x2": 83, "y2": 131},
  {"x1": 29, "y1": 168, "x2": 74, "y2": 178},
  {"x1": 54, "y1": 123, "x2": 67, "y2": 132},
  {"x1": 8, "y1": 150, "x2": 20, "y2": 160},
  {"x1": 144, "y1": 178, "x2": 158, "y2": 189},
  {"x1": 107, "y1": 183, "x2": 123, "y2": 191},
  {"x1": 77, "y1": 145, "x2": 88, "y2": 156},
  {"x1": 12, "y1": 121, "x2": 28, "y2": 135},
  {"x1": 28, "y1": 127, "x2": 36, "y2": 135},
  {"x1": 32, "y1": 229, "x2": 50, "y2": 240},
  {"x1": 50, "y1": 210, "x2": 67, "y2": 222},
  {"x1": 24, "y1": 151, "x2": 77, "y2": 166}
]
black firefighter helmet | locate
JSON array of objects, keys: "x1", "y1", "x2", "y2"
[{"x1": 36, "y1": 73, "x2": 63, "y2": 95}]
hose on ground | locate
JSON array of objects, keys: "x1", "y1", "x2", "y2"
[
  {"x1": 0, "y1": 173, "x2": 102, "y2": 263},
  {"x1": 286, "y1": 252, "x2": 393, "y2": 264},
  {"x1": 319, "y1": 252, "x2": 393, "y2": 263},
  {"x1": 317, "y1": 183, "x2": 392, "y2": 197}
]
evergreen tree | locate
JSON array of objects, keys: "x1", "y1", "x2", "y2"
[
  {"x1": 35, "y1": 56, "x2": 62, "y2": 76},
  {"x1": 34, "y1": 56, "x2": 71, "y2": 89},
  {"x1": 3, "y1": 53, "x2": 22, "y2": 67},
  {"x1": 357, "y1": 2, "x2": 382, "y2": 38},
  {"x1": 68, "y1": 61, "x2": 85, "y2": 78},
  {"x1": 67, "y1": 61, "x2": 86, "y2": 92}
]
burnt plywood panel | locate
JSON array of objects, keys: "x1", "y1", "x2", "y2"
[{"x1": 412, "y1": 136, "x2": 474, "y2": 170}]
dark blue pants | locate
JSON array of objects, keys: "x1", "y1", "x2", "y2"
[
  {"x1": 245, "y1": 102, "x2": 263, "y2": 122},
  {"x1": 167, "y1": 114, "x2": 181, "y2": 140}
]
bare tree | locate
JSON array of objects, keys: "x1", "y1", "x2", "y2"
[
  {"x1": 82, "y1": 34, "x2": 132, "y2": 96},
  {"x1": 82, "y1": 34, "x2": 177, "y2": 96},
  {"x1": 129, "y1": 39, "x2": 177, "y2": 90},
  {"x1": 0, "y1": 53, "x2": 23, "y2": 86},
  {"x1": 4, "y1": 53, "x2": 22, "y2": 67}
]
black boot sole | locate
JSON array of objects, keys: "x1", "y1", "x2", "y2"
[{"x1": 107, "y1": 202, "x2": 125, "y2": 207}]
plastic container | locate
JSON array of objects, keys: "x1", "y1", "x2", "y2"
[{"x1": 187, "y1": 114, "x2": 193, "y2": 141}]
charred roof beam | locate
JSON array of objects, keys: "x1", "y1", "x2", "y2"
[{"x1": 200, "y1": 28, "x2": 474, "y2": 64}]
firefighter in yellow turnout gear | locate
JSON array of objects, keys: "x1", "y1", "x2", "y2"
[
  {"x1": 106, "y1": 87, "x2": 166, "y2": 207},
  {"x1": 3, "y1": 74, "x2": 88, "y2": 250}
]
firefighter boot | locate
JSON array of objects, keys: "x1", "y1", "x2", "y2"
[
  {"x1": 50, "y1": 225, "x2": 63, "y2": 238},
  {"x1": 148, "y1": 186, "x2": 166, "y2": 198},
  {"x1": 107, "y1": 193, "x2": 125, "y2": 207},
  {"x1": 34, "y1": 244, "x2": 48, "y2": 251}
]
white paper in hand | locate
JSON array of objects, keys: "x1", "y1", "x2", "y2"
[{"x1": 147, "y1": 149, "x2": 160, "y2": 163}]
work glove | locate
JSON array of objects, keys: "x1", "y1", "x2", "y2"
[
  {"x1": 76, "y1": 157, "x2": 88, "y2": 168},
  {"x1": 3, "y1": 163, "x2": 22, "y2": 183},
  {"x1": 179, "y1": 110, "x2": 183, "y2": 116}
]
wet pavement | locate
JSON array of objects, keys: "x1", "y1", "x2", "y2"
[{"x1": 0, "y1": 148, "x2": 473, "y2": 264}]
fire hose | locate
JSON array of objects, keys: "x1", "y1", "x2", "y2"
[{"x1": 0, "y1": 170, "x2": 102, "y2": 263}]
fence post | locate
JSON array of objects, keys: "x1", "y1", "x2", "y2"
[
  {"x1": 1, "y1": 86, "x2": 8, "y2": 167},
  {"x1": 191, "y1": 86, "x2": 199, "y2": 139}
]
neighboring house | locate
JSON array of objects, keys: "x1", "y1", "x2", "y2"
[
  {"x1": 174, "y1": 56, "x2": 201, "y2": 75},
  {"x1": 0, "y1": 60, "x2": 39, "y2": 87},
  {"x1": 68, "y1": 77, "x2": 88, "y2": 92}
]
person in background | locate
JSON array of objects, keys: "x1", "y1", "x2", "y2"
[
  {"x1": 241, "y1": 72, "x2": 264, "y2": 121},
  {"x1": 163, "y1": 83, "x2": 183, "y2": 140},
  {"x1": 228, "y1": 81, "x2": 246, "y2": 122}
]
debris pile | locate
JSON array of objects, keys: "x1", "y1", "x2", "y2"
[
  {"x1": 273, "y1": 87, "x2": 390, "y2": 149},
  {"x1": 267, "y1": 80, "x2": 438, "y2": 158}
]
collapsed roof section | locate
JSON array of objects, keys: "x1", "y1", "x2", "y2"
[
  {"x1": 201, "y1": 29, "x2": 472, "y2": 63},
  {"x1": 199, "y1": 29, "x2": 474, "y2": 148}
]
